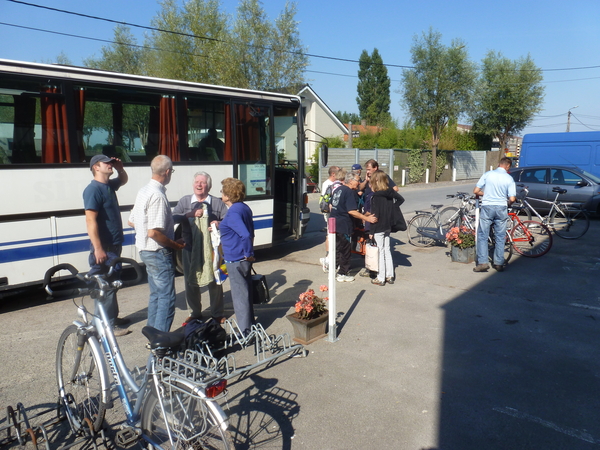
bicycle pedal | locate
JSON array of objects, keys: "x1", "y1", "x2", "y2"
[{"x1": 115, "y1": 426, "x2": 140, "y2": 446}]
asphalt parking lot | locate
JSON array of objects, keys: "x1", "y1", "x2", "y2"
[{"x1": 1, "y1": 191, "x2": 600, "y2": 449}]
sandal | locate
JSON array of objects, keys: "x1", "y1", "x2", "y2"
[{"x1": 371, "y1": 279, "x2": 385, "y2": 286}]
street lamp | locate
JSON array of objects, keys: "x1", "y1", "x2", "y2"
[{"x1": 567, "y1": 106, "x2": 579, "y2": 132}]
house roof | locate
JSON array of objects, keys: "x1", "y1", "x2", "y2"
[{"x1": 297, "y1": 84, "x2": 348, "y2": 135}]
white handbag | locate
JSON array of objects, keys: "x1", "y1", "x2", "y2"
[{"x1": 365, "y1": 243, "x2": 379, "y2": 272}]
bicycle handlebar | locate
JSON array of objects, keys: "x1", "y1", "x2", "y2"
[{"x1": 44, "y1": 257, "x2": 144, "y2": 298}]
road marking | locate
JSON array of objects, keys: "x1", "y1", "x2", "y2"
[
  {"x1": 493, "y1": 406, "x2": 600, "y2": 444},
  {"x1": 570, "y1": 303, "x2": 600, "y2": 312}
]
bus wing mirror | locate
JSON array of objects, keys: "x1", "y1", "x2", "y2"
[{"x1": 321, "y1": 144, "x2": 328, "y2": 167}]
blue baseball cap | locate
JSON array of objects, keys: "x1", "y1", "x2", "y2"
[
  {"x1": 352, "y1": 164, "x2": 362, "y2": 170},
  {"x1": 89, "y1": 154, "x2": 113, "y2": 170}
]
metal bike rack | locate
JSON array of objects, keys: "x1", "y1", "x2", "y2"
[
  {"x1": 189, "y1": 318, "x2": 308, "y2": 382},
  {"x1": 1, "y1": 401, "x2": 110, "y2": 450}
]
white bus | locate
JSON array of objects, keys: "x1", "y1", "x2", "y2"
[{"x1": 0, "y1": 59, "x2": 309, "y2": 294}]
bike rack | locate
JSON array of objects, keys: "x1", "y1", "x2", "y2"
[
  {"x1": 189, "y1": 318, "x2": 308, "y2": 382},
  {"x1": 0, "y1": 401, "x2": 109, "y2": 450}
]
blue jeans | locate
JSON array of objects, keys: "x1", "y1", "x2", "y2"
[
  {"x1": 140, "y1": 248, "x2": 176, "y2": 332},
  {"x1": 476, "y1": 205, "x2": 509, "y2": 266},
  {"x1": 88, "y1": 244, "x2": 121, "y2": 326}
]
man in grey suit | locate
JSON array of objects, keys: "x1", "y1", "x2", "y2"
[{"x1": 173, "y1": 172, "x2": 228, "y2": 323}]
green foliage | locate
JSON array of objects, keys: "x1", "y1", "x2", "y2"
[
  {"x1": 335, "y1": 111, "x2": 360, "y2": 124},
  {"x1": 407, "y1": 149, "x2": 425, "y2": 183},
  {"x1": 472, "y1": 51, "x2": 545, "y2": 163},
  {"x1": 85, "y1": 25, "x2": 145, "y2": 75},
  {"x1": 426, "y1": 150, "x2": 450, "y2": 180},
  {"x1": 401, "y1": 28, "x2": 477, "y2": 181},
  {"x1": 357, "y1": 48, "x2": 391, "y2": 126}
]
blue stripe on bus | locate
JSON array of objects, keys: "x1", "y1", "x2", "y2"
[{"x1": 0, "y1": 218, "x2": 273, "y2": 264}]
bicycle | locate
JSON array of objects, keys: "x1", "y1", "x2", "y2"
[
  {"x1": 406, "y1": 195, "x2": 466, "y2": 247},
  {"x1": 457, "y1": 200, "x2": 552, "y2": 261},
  {"x1": 514, "y1": 184, "x2": 590, "y2": 239},
  {"x1": 45, "y1": 258, "x2": 234, "y2": 449}
]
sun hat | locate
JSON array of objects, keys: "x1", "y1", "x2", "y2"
[{"x1": 89, "y1": 154, "x2": 113, "y2": 170}]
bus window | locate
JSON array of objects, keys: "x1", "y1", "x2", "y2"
[
  {"x1": 185, "y1": 97, "x2": 229, "y2": 162},
  {"x1": 81, "y1": 86, "x2": 157, "y2": 163},
  {"x1": 0, "y1": 84, "x2": 42, "y2": 164},
  {"x1": 235, "y1": 104, "x2": 270, "y2": 196}
]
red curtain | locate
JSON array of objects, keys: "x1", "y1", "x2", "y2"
[
  {"x1": 41, "y1": 87, "x2": 71, "y2": 163},
  {"x1": 234, "y1": 104, "x2": 260, "y2": 161},
  {"x1": 224, "y1": 103, "x2": 233, "y2": 161},
  {"x1": 159, "y1": 96, "x2": 179, "y2": 161}
]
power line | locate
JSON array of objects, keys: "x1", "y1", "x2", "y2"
[
  {"x1": 5, "y1": 0, "x2": 414, "y2": 69},
  {"x1": 9, "y1": 0, "x2": 600, "y2": 74}
]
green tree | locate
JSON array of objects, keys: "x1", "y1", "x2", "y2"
[
  {"x1": 357, "y1": 48, "x2": 391, "y2": 126},
  {"x1": 145, "y1": 0, "x2": 232, "y2": 84},
  {"x1": 85, "y1": 25, "x2": 145, "y2": 75},
  {"x1": 268, "y1": 1, "x2": 309, "y2": 92},
  {"x1": 472, "y1": 51, "x2": 544, "y2": 164},
  {"x1": 400, "y1": 29, "x2": 477, "y2": 182},
  {"x1": 335, "y1": 111, "x2": 360, "y2": 124}
]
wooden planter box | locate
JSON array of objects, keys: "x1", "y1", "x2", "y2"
[{"x1": 286, "y1": 312, "x2": 328, "y2": 345}]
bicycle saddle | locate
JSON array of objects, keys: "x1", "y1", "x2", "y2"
[
  {"x1": 142, "y1": 326, "x2": 185, "y2": 350},
  {"x1": 552, "y1": 187, "x2": 567, "y2": 194}
]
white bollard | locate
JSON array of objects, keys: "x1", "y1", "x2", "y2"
[
  {"x1": 425, "y1": 168, "x2": 430, "y2": 184},
  {"x1": 326, "y1": 217, "x2": 338, "y2": 342},
  {"x1": 452, "y1": 168, "x2": 457, "y2": 182},
  {"x1": 401, "y1": 169, "x2": 406, "y2": 186}
]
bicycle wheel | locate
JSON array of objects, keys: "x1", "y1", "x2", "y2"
[
  {"x1": 510, "y1": 220, "x2": 553, "y2": 257},
  {"x1": 488, "y1": 226, "x2": 513, "y2": 264},
  {"x1": 142, "y1": 380, "x2": 234, "y2": 450},
  {"x1": 438, "y1": 206, "x2": 460, "y2": 235},
  {"x1": 407, "y1": 213, "x2": 438, "y2": 247},
  {"x1": 56, "y1": 325, "x2": 107, "y2": 432},
  {"x1": 549, "y1": 206, "x2": 590, "y2": 239}
]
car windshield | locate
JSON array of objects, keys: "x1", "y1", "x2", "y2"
[{"x1": 580, "y1": 169, "x2": 600, "y2": 184}]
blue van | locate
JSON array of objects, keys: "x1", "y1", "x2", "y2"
[{"x1": 519, "y1": 131, "x2": 600, "y2": 178}]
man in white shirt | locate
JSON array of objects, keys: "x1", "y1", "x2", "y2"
[{"x1": 129, "y1": 155, "x2": 185, "y2": 332}]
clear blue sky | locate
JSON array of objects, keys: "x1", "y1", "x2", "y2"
[{"x1": 1, "y1": 0, "x2": 599, "y2": 136}]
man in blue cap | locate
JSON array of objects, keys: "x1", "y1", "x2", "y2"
[{"x1": 83, "y1": 154, "x2": 130, "y2": 336}]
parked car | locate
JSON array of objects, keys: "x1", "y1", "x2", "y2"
[{"x1": 509, "y1": 165, "x2": 600, "y2": 214}]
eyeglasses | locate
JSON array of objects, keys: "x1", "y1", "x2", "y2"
[{"x1": 170, "y1": 168, "x2": 175, "y2": 174}]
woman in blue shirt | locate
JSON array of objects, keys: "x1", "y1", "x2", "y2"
[{"x1": 219, "y1": 178, "x2": 255, "y2": 336}]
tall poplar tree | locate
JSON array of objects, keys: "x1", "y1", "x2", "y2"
[{"x1": 356, "y1": 48, "x2": 391, "y2": 126}]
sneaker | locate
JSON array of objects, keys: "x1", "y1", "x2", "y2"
[
  {"x1": 386, "y1": 278, "x2": 395, "y2": 285},
  {"x1": 358, "y1": 268, "x2": 371, "y2": 278},
  {"x1": 319, "y1": 257, "x2": 329, "y2": 273},
  {"x1": 113, "y1": 326, "x2": 131, "y2": 337},
  {"x1": 114, "y1": 317, "x2": 131, "y2": 326},
  {"x1": 336, "y1": 274, "x2": 355, "y2": 282},
  {"x1": 371, "y1": 279, "x2": 385, "y2": 286},
  {"x1": 473, "y1": 264, "x2": 490, "y2": 273},
  {"x1": 492, "y1": 264, "x2": 504, "y2": 272}
]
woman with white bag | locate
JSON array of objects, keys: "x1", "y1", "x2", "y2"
[{"x1": 369, "y1": 170, "x2": 405, "y2": 286}]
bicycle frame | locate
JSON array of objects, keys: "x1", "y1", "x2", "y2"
[{"x1": 76, "y1": 297, "x2": 150, "y2": 425}]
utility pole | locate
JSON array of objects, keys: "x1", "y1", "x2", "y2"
[
  {"x1": 348, "y1": 122, "x2": 353, "y2": 149},
  {"x1": 567, "y1": 105, "x2": 579, "y2": 132}
]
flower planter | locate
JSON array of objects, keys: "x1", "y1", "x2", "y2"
[
  {"x1": 450, "y1": 246, "x2": 476, "y2": 264},
  {"x1": 286, "y1": 312, "x2": 328, "y2": 345}
]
